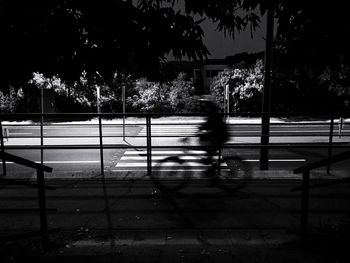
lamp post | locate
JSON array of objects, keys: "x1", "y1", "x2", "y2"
[
  {"x1": 96, "y1": 85, "x2": 101, "y2": 114},
  {"x1": 224, "y1": 84, "x2": 230, "y2": 121}
]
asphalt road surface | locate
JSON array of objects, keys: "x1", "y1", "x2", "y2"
[{"x1": 3, "y1": 122, "x2": 350, "y2": 138}]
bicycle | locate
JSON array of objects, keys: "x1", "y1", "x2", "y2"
[{"x1": 151, "y1": 138, "x2": 251, "y2": 192}]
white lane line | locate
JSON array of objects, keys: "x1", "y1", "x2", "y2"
[
  {"x1": 243, "y1": 159, "x2": 306, "y2": 162},
  {"x1": 8, "y1": 132, "x2": 33, "y2": 135},
  {"x1": 124, "y1": 150, "x2": 207, "y2": 155},
  {"x1": 119, "y1": 158, "x2": 306, "y2": 162},
  {"x1": 120, "y1": 156, "x2": 219, "y2": 161},
  {"x1": 88, "y1": 132, "x2": 127, "y2": 134},
  {"x1": 9, "y1": 132, "x2": 48, "y2": 135},
  {"x1": 4, "y1": 161, "x2": 100, "y2": 164},
  {"x1": 116, "y1": 162, "x2": 226, "y2": 167},
  {"x1": 111, "y1": 169, "x2": 232, "y2": 172}
]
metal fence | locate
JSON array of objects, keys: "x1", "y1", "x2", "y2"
[{"x1": 1, "y1": 112, "x2": 350, "y2": 177}]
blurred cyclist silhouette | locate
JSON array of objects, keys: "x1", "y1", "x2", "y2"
[{"x1": 198, "y1": 95, "x2": 228, "y2": 165}]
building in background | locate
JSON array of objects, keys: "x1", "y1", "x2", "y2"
[{"x1": 163, "y1": 51, "x2": 264, "y2": 94}]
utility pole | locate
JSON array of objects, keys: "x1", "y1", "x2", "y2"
[{"x1": 260, "y1": 4, "x2": 274, "y2": 170}]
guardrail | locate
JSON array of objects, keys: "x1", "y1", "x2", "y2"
[
  {"x1": 291, "y1": 150, "x2": 350, "y2": 242},
  {"x1": 1, "y1": 112, "x2": 349, "y2": 177},
  {"x1": 0, "y1": 151, "x2": 55, "y2": 250}
]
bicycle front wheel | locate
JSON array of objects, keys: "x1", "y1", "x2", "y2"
[
  {"x1": 216, "y1": 156, "x2": 251, "y2": 191},
  {"x1": 151, "y1": 156, "x2": 189, "y2": 192}
]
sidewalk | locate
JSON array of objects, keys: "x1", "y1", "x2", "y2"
[
  {"x1": 1, "y1": 174, "x2": 350, "y2": 262},
  {"x1": 1, "y1": 117, "x2": 349, "y2": 262},
  {"x1": 1, "y1": 229, "x2": 349, "y2": 262}
]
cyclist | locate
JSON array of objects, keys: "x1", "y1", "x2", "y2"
[{"x1": 198, "y1": 95, "x2": 228, "y2": 166}]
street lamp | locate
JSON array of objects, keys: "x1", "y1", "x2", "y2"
[
  {"x1": 223, "y1": 84, "x2": 230, "y2": 121},
  {"x1": 96, "y1": 85, "x2": 101, "y2": 113}
]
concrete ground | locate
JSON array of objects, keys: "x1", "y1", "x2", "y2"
[
  {"x1": 0, "y1": 117, "x2": 350, "y2": 263},
  {"x1": 0, "y1": 177, "x2": 349, "y2": 263},
  {"x1": 1, "y1": 229, "x2": 350, "y2": 262}
]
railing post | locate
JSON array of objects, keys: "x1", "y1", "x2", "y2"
[
  {"x1": 301, "y1": 170, "x2": 310, "y2": 243},
  {"x1": 338, "y1": 117, "x2": 344, "y2": 138},
  {"x1": 260, "y1": 2, "x2": 274, "y2": 171},
  {"x1": 37, "y1": 168, "x2": 49, "y2": 250},
  {"x1": 327, "y1": 117, "x2": 334, "y2": 174},
  {"x1": 0, "y1": 120, "x2": 7, "y2": 176},
  {"x1": 146, "y1": 114, "x2": 152, "y2": 176},
  {"x1": 99, "y1": 114, "x2": 104, "y2": 176},
  {"x1": 40, "y1": 88, "x2": 44, "y2": 167},
  {"x1": 217, "y1": 147, "x2": 222, "y2": 175}
]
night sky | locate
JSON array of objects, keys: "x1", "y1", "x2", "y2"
[{"x1": 201, "y1": 15, "x2": 266, "y2": 59}]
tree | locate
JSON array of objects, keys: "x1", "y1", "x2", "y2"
[
  {"x1": 0, "y1": 0, "x2": 209, "y2": 88},
  {"x1": 2, "y1": 0, "x2": 349, "y2": 97}
]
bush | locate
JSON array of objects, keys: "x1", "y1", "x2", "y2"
[
  {"x1": 168, "y1": 73, "x2": 198, "y2": 112},
  {"x1": 0, "y1": 87, "x2": 24, "y2": 113},
  {"x1": 127, "y1": 78, "x2": 173, "y2": 112},
  {"x1": 210, "y1": 59, "x2": 264, "y2": 113},
  {"x1": 127, "y1": 73, "x2": 198, "y2": 113}
]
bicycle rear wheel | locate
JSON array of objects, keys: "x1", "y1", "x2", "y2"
[
  {"x1": 151, "y1": 156, "x2": 189, "y2": 192},
  {"x1": 216, "y1": 156, "x2": 251, "y2": 191}
]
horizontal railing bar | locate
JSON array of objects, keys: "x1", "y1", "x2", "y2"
[
  {"x1": 4, "y1": 134, "x2": 342, "y2": 139},
  {"x1": 2, "y1": 122, "x2": 348, "y2": 127},
  {"x1": 0, "y1": 152, "x2": 53, "y2": 172},
  {"x1": 1, "y1": 111, "x2": 350, "y2": 117},
  {"x1": 0, "y1": 208, "x2": 57, "y2": 213},
  {"x1": 290, "y1": 178, "x2": 350, "y2": 191},
  {"x1": 0, "y1": 228, "x2": 60, "y2": 242},
  {"x1": 2, "y1": 143, "x2": 349, "y2": 151},
  {"x1": 294, "y1": 150, "x2": 350, "y2": 174},
  {"x1": 0, "y1": 178, "x2": 56, "y2": 189}
]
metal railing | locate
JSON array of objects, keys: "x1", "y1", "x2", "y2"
[
  {"x1": 1, "y1": 112, "x2": 349, "y2": 177},
  {"x1": 0, "y1": 112, "x2": 349, "y2": 246},
  {"x1": 0, "y1": 151, "x2": 55, "y2": 250},
  {"x1": 291, "y1": 150, "x2": 350, "y2": 242}
]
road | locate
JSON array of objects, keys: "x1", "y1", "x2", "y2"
[
  {"x1": 1, "y1": 121, "x2": 350, "y2": 178},
  {"x1": 3, "y1": 121, "x2": 350, "y2": 138}
]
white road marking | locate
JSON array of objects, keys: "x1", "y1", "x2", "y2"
[
  {"x1": 115, "y1": 149, "x2": 306, "y2": 172},
  {"x1": 115, "y1": 162, "x2": 218, "y2": 167},
  {"x1": 243, "y1": 159, "x2": 306, "y2": 162},
  {"x1": 8, "y1": 132, "x2": 33, "y2": 135},
  {"x1": 124, "y1": 150, "x2": 207, "y2": 155},
  {"x1": 110, "y1": 169, "x2": 231, "y2": 172},
  {"x1": 8, "y1": 132, "x2": 48, "y2": 135},
  {"x1": 120, "y1": 156, "x2": 218, "y2": 161},
  {"x1": 4, "y1": 160, "x2": 100, "y2": 164}
]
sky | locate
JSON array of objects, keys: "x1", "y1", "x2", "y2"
[
  {"x1": 165, "y1": 12, "x2": 267, "y2": 61},
  {"x1": 201, "y1": 15, "x2": 267, "y2": 59},
  {"x1": 131, "y1": 0, "x2": 268, "y2": 61}
]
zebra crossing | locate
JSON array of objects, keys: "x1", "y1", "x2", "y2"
[
  {"x1": 112, "y1": 149, "x2": 307, "y2": 173},
  {"x1": 113, "y1": 149, "x2": 227, "y2": 172},
  {"x1": 137, "y1": 124, "x2": 200, "y2": 137},
  {"x1": 136, "y1": 124, "x2": 238, "y2": 138}
]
